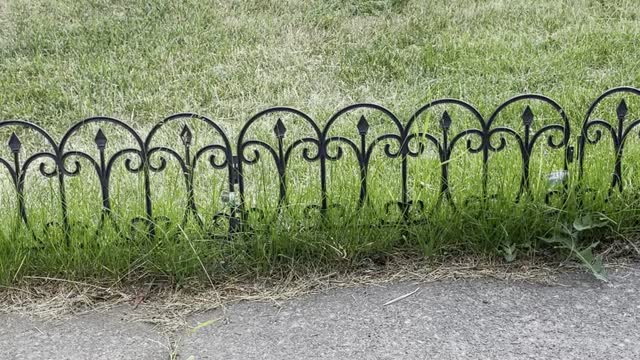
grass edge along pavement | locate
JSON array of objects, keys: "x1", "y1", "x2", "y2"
[
  {"x1": 2, "y1": 87, "x2": 640, "y2": 285},
  {"x1": 3, "y1": 0, "x2": 640, "y2": 284}
]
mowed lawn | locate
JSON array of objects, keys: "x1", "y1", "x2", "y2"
[
  {"x1": 1, "y1": 0, "x2": 639, "y2": 131},
  {"x1": 0, "y1": 0, "x2": 639, "y2": 283}
]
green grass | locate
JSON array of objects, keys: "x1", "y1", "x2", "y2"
[
  {"x1": 1, "y1": 0, "x2": 640, "y2": 284},
  {"x1": 3, "y1": 0, "x2": 640, "y2": 128}
]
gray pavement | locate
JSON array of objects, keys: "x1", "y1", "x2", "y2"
[
  {"x1": 2, "y1": 310, "x2": 168, "y2": 359},
  {"x1": 2, "y1": 266, "x2": 640, "y2": 359}
]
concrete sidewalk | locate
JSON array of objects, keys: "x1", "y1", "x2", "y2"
[{"x1": 2, "y1": 266, "x2": 639, "y2": 359}]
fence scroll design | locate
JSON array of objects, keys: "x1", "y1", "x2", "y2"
[{"x1": 1, "y1": 86, "x2": 639, "y2": 242}]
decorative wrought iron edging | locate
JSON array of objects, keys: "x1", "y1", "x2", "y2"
[{"x1": 1, "y1": 86, "x2": 638, "y2": 243}]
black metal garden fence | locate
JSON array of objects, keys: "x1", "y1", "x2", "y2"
[{"x1": 1, "y1": 86, "x2": 639, "y2": 241}]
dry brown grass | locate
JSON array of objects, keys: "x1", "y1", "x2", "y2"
[{"x1": 0, "y1": 256, "x2": 590, "y2": 333}]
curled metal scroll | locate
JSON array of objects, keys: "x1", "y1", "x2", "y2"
[
  {"x1": 0, "y1": 120, "x2": 66, "y2": 242},
  {"x1": 2, "y1": 88, "x2": 639, "y2": 243},
  {"x1": 323, "y1": 103, "x2": 404, "y2": 211},
  {"x1": 146, "y1": 113, "x2": 233, "y2": 231},
  {"x1": 578, "y1": 87, "x2": 640, "y2": 199},
  {"x1": 59, "y1": 116, "x2": 147, "y2": 236},
  {"x1": 237, "y1": 107, "x2": 323, "y2": 217},
  {"x1": 486, "y1": 94, "x2": 571, "y2": 204},
  {"x1": 404, "y1": 99, "x2": 486, "y2": 215}
]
